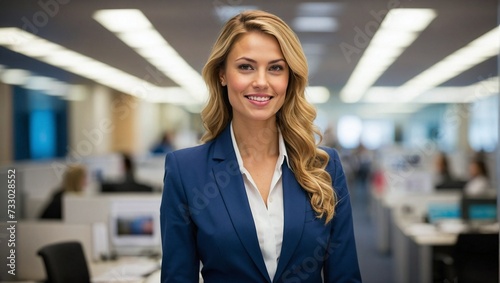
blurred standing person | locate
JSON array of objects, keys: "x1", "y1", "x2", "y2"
[
  {"x1": 322, "y1": 123, "x2": 340, "y2": 149},
  {"x1": 151, "y1": 131, "x2": 175, "y2": 155},
  {"x1": 352, "y1": 144, "x2": 372, "y2": 194},
  {"x1": 160, "y1": 10, "x2": 361, "y2": 282}
]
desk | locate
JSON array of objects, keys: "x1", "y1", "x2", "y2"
[
  {"x1": 370, "y1": 189, "x2": 461, "y2": 254},
  {"x1": 371, "y1": 190, "x2": 478, "y2": 282},
  {"x1": 0, "y1": 257, "x2": 161, "y2": 283},
  {"x1": 392, "y1": 214, "x2": 457, "y2": 283},
  {"x1": 91, "y1": 257, "x2": 160, "y2": 283},
  {"x1": 92, "y1": 259, "x2": 204, "y2": 283},
  {"x1": 144, "y1": 270, "x2": 160, "y2": 283},
  {"x1": 392, "y1": 208, "x2": 499, "y2": 283}
]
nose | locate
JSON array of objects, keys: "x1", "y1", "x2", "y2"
[{"x1": 252, "y1": 69, "x2": 269, "y2": 89}]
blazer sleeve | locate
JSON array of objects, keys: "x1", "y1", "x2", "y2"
[
  {"x1": 322, "y1": 148, "x2": 363, "y2": 282},
  {"x1": 160, "y1": 152, "x2": 200, "y2": 283}
]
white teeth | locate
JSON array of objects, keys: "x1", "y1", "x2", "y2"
[{"x1": 247, "y1": 96, "x2": 270, "y2": 102}]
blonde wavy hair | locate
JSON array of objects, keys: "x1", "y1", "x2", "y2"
[
  {"x1": 62, "y1": 164, "x2": 86, "y2": 193},
  {"x1": 201, "y1": 10, "x2": 336, "y2": 223}
]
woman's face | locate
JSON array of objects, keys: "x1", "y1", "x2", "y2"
[{"x1": 220, "y1": 31, "x2": 289, "y2": 125}]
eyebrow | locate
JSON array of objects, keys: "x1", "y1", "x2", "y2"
[{"x1": 235, "y1": 57, "x2": 286, "y2": 64}]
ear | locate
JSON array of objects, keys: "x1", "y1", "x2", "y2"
[{"x1": 219, "y1": 69, "x2": 227, "y2": 86}]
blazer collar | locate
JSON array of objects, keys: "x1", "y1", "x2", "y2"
[
  {"x1": 212, "y1": 125, "x2": 271, "y2": 281},
  {"x1": 212, "y1": 124, "x2": 307, "y2": 282},
  {"x1": 274, "y1": 164, "x2": 307, "y2": 281},
  {"x1": 212, "y1": 125, "x2": 234, "y2": 161}
]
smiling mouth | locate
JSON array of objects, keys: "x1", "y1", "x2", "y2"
[{"x1": 245, "y1": 95, "x2": 272, "y2": 102}]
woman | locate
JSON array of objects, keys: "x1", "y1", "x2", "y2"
[
  {"x1": 39, "y1": 164, "x2": 87, "y2": 219},
  {"x1": 434, "y1": 152, "x2": 453, "y2": 188},
  {"x1": 160, "y1": 10, "x2": 361, "y2": 282},
  {"x1": 464, "y1": 159, "x2": 493, "y2": 196}
]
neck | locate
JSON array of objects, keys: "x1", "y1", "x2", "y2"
[{"x1": 232, "y1": 118, "x2": 279, "y2": 159}]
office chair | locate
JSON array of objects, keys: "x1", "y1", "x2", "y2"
[
  {"x1": 453, "y1": 233, "x2": 499, "y2": 283},
  {"x1": 37, "y1": 241, "x2": 91, "y2": 283}
]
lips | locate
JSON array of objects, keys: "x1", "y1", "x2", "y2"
[{"x1": 245, "y1": 95, "x2": 272, "y2": 102}]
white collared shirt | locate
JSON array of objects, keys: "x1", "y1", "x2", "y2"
[{"x1": 230, "y1": 123, "x2": 288, "y2": 281}]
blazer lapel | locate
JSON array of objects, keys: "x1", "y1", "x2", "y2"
[
  {"x1": 274, "y1": 163, "x2": 307, "y2": 281},
  {"x1": 212, "y1": 126, "x2": 271, "y2": 282}
]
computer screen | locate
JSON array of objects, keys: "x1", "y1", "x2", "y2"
[
  {"x1": 461, "y1": 196, "x2": 497, "y2": 223},
  {"x1": 427, "y1": 202, "x2": 461, "y2": 223},
  {"x1": 109, "y1": 197, "x2": 161, "y2": 256},
  {"x1": 116, "y1": 215, "x2": 154, "y2": 236}
]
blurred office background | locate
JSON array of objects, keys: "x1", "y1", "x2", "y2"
[{"x1": 0, "y1": 0, "x2": 498, "y2": 282}]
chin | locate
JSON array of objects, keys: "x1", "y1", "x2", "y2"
[{"x1": 249, "y1": 114, "x2": 277, "y2": 123}]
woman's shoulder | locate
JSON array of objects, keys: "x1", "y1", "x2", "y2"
[
  {"x1": 319, "y1": 146, "x2": 349, "y2": 196},
  {"x1": 166, "y1": 141, "x2": 215, "y2": 165},
  {"x1": 319, "y1": 146, "x2": 344, "y2": 178},
  {"x1": 171, "y1": 142, "x2": 210, "y2": 155},
  {"x1": 319, "y1": 146, "x2": 342, "y2": 166}
]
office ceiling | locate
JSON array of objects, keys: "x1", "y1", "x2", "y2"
[{"x1": 0, "y1": 0, "x2": 498, "y2": 107}]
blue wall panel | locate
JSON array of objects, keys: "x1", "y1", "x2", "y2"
[{"x1": 12, "y1": 86, "x2": 68, "y2": 160}]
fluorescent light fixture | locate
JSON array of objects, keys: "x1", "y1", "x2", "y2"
[
  {"x1": 117, "y1": 30, "x2": 165, "y2": 49},
  {"x1": 64, "y1": 85, "x2": 88, "y2": 101},
  {"x1": 362, "y1": 87, "x2": 400, "y2": 103},
  {"x1": 297, "y1": 2, "x2": 345, "y2": 17},
  {"x1": 1, "y1": 66, "x2": 69, "y2": 96},
  {"x1": 396, "y1": 25, "x2": 500, "y2": 102},
  {"x1": 45, "y1": 80, "x2": 68, "y2": 96},
  {"x1": 364, "y1": 87, "x2": 470, "y2": 103},
  {"x1": 363, "y1": 76, "x2": 499, "y2": 103},
  {"x1": 302, "y1": 43, "x2": 326, "y2": 55},
  {"x1": 12, "y1": 39, "x2": 62, "y2": 57},
  {"x1": 464, "y1": 76, "x2": 499, "y2": 102},
  {"x1": 93, "y1": 9, "x2": 207, "y2": 103},
  {"x1": 1, "y1": 68, "x2": 30, "y2": 85},
  {"x1": 143, "y1": 87, "x2": 195, "y2": 104},
  {"x1": 305, "y1": 86, "x2": 330, "y2": 104},
  {"x1": 24, "y1": 76, "x2": 68, "y2": 96},
  {"x1": 293, "y1": 17, "x2": 339, "y2": 32},
  {"x1": 340, "y1": 9, "x2": 436, "y2": 103},
  {"x1": 137, "y1": 46, "x2": 168, "y2": 60},
  {"x1": 0, "y1": 28, "x2": 36, "y2": 45},
  {"x1": 364, "y1": 104, "x2": 423, "y2": 114},
  {"x1": 92, "y1": 9, "x2": 152, "y2": 33},
  {"x1": 354, "y1": 103, "x2": 423, "y2": 115},
  {"x1": 43, "y1": 50, "x2": 89, "y2": 67},
  {"x1": 0, "y1": 27, "x2": 199, "y2": 105},
  {"x1": 25, "y1": 75, "x2": 56, "y2": 91},
  {"x1": 213, "y1": 5, "x2": 258, "y2": 23},
  {"x1": 381, "y1": 9, "x2": 437, "y2": 32}
]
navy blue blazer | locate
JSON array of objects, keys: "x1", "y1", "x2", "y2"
[{"x1": 160, "y1": 126, "x2": 362, "y2": 282}]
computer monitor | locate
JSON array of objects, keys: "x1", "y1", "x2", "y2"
[
  {"x1": 461, "y1": 196, "x2": 497, "y2": 223},
  {"x1": 109, "y1": 197, "x2": 161, "y2": 256},
  {"x1": 427, "y1": 202, "x2": 461, "y2": 224}
]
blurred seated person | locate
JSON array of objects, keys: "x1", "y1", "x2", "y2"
[
  {"x1": 101, "y1": 153, "x2": 153, "y2": 193},
  {"x1": 434, "y1": 152, "x2": 467, "y2": 189},
  {"x1": 39, "y1": 164, "x2": 87, "y2": 219},
  {"x1": 463, "y1": 159, "x2": 494, "y2": 197}
]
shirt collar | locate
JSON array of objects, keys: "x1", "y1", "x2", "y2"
[{"x1": 230, "y1": 122, "x2": 290, "y2": 172}]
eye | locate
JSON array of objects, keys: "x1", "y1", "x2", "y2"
[
  {"x1": 269, "y1": 64, "x2": 284, "y2": 72},
  {"x1": 238, "y1": 64, "x2": 253, "y2": 71}
]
